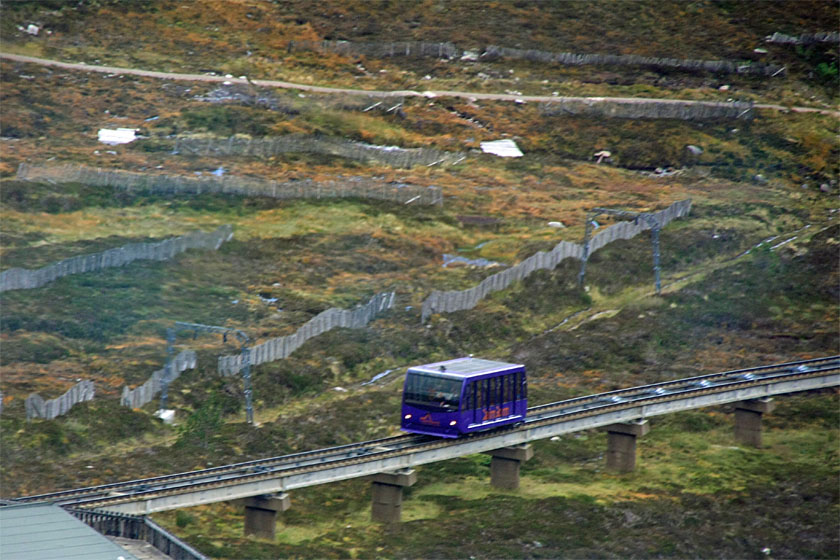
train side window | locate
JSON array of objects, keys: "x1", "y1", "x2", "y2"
[
  {"x1": 476, "y1": 380, "x2": 484, "y2": 409},
  {"x1": 504, "y1": 374, "x2": 512, "y2": 402},
  {"x1": 521, "y1": 372, "x2": 527, "y2": 400},
  {"x1": 512, "y1": 372, "x2": 518, "y2": 402},
  {"x1": 490, "y1": 377, "x2": 499, "y2": 406},
  {"x1": 465, "y1": 382, "x2": 474, "y2": 411}
]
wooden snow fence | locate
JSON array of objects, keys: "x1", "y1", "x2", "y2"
[
  {"x1": 120, "y1": 350, "x2": 197, "y2": 409},
  {"x1": 0, "y1": 220, "x2": 233, "y2": 292},
  {"x1": 16, "y1": 162, "x2": 443, "y2": 206},
  {"x1": 218, "y1": 292, "x2": 395, "y2": 375},
  {"x1": 421, "y1": 200, "x2": 692, "y2": 322},
  {"x1": 25, "y1": 380, "x2": 95, "y2": 420},
  {"x1": 290, "y1": 39, "x2": 786, "y2": 76},
  {"x1": 540, "y1": 98, "x2": 754, "y2": 121},
  {"x1": 765, "y1": 31, "x2": 839, "y2": 45},
  {"x1": 174, "y1": 134, "x2": 465, "y2": 169}
]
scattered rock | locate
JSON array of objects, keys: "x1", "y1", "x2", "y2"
[{"x1": 623, "y1": 510, "x2": 642, "y2": 527}]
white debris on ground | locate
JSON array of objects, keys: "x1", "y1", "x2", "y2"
[
  {"x1": 98, "y1": 128, "x2": 138, "y2": 145},
  {"x1": 362, "y1": 369, "x2": 394, "y2": 385},
  {"x1": 442, "y1": 254, "x2": 504, "y2": 268},
  {"x1": 640, "y1": 167, "x2": 684, "y2": 178},
  {"x1": 480, "y1": 139, "x2": 523, "y2": 157},
  {"x1": 154, "y1": 409, "x2": 175, "y2": 425}
]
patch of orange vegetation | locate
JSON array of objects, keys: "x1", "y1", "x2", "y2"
[
  {"x1": 622, "y1": 491, "x2": 666, "y2": 500},
  {"x1": 105, "y1": 337, "x2": 166, "y2": 351}
]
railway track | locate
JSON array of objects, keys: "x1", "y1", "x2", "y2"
[{"x1": 13, "y1": 356, "x2": 838, "y2": 510}]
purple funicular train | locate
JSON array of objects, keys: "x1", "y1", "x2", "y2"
[{"x1": 400, "y1": 357, "x2": 527, "y2": 438}]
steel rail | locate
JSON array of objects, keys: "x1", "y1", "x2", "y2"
[
  {"x1": 528, "y1": 355, "x2": 839, "y2": 415},
  {"x1": 13, "y1": 434, "x2": 420, "y2": 504},
  {"x1": 15, "y1": 357, "x2": 838, "y2": 511},
  {"x1": 526, "y1": 361, "x2": 839, "y2": 426}
]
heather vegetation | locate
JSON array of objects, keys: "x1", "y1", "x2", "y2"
[{"x1": 0, "y1": 1, "x2": 837, "y2": 558}]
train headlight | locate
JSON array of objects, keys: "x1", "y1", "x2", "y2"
[
  {"x1": 404, "y1": 414, "x2": 412, "y2": 420},
  {"x1": 449, "y1": 420, "x2": 457, "y2": 426}
]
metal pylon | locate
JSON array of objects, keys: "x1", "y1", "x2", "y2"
[{"x1": 578, "y1": 207, "x2": 662, "y2": 295}]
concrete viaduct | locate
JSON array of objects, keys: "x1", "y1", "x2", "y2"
[{"x1": 15, "y1": 358, "x2": 840, "y2": 540}]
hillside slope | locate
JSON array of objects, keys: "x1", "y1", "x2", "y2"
[{"x1": 0, "y1": 1, "x2": 837, "y2": 558}]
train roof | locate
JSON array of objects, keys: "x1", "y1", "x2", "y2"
[{"x1": 407, "y1": 357, "x2": 524, "y2": 379}]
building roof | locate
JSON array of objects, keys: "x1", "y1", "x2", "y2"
[
  {"x1": 408, "y1": 357, "x2": 524, "y2": 378},
  {"x1": 0, "y1": 502, "x2": 138, "y2": 560}
]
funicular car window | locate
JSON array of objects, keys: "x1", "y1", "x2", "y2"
[
  {"x1": 487, "y1": 377, "x2": 499, "y2": 407},
  {"x1": 504, "y1": 374, "x2": 513, "y2": 402},
  {"x1": 404, "y1": 372, "x2": 462, "y2": 411}
]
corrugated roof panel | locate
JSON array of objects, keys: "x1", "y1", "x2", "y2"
[{"x1": 0, "y1": 503, "x2": 138, "y2": 560}]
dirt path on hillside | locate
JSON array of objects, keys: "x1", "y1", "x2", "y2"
[{"x1": 3, "y1": 52, "x2": 838, "y2": 117}]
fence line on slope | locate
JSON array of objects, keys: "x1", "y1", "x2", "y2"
[
  {"x1": 481, "y1": 45, "x2": 784, "y2": 76},
  {"x1": 765, "y1": 31, "x2": 840, "y2": 45},
  {"x1": 539, "y1": 98, "x2": 754, "y2": 121},
  {"x1": 0, "y1": 222, "x2": 234, "y2": 293},
  {"x1": 120, "y1": 350, "x2": 197, "y2": 410},
  {"x1": 174, "y1": 135, "x2": 465, "y2": 169},
  {"x1": 421, "y1": 199, "x2": 692, "y2": 322},
  {"x1": 218, "y1": 292, "x2": 396, "y2": 375},
  {"x1": 15, "y1": 162, "x2": 444, "y2": 206},
  {"x1": 25, "y1": 380, "x2": 95, "y2": 420},
  {"x1": 289, "y1": 40, "x2": 786, "y2": 76}
]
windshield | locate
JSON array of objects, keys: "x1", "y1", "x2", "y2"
[{"x1": 404, "y1": 371, "x2": 463, "y2": 411}]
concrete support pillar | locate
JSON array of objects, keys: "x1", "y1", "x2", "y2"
[
  {"x1": 604, "y1": 420, "x2": 650, "y2": 473},
  {"x1": 370, "y1": 469, "x2": 417, "y2": 524},
  {"x1": 243, "y1": 493, "x2": 290, "y2": 540},
  {"x1": 484, "y1": 444, "x2": 534, "y2": 490},
  {"x1": 734, "y1": 398, "x2": 775, "y2": 448}
]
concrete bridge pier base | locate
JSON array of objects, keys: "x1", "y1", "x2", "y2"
[
  {"x1": 484, "y1": 444, "x2": 534, "y2": 489},
  {"x1": 604, "y1": 420, "x2": 650, "y2": 472},
  {"x1": 734, "y1": 398, "x2": 776, "y2": 448},
  {"x1": 244, "y1": 493, "x2": 290, "y2": 540},
  {"x1": 370, "y1": 469, "x2": 417, "y2": 524}
]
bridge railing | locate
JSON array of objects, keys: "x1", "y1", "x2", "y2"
[{"x1": 68, "y1": 507, "x2": 208, "y2": 560}]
